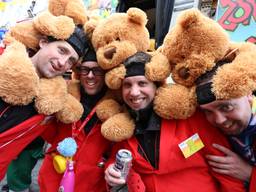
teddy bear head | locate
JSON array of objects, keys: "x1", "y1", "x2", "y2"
[
  {"x1": 161, "y1": 9, "x2": 230, "y2": 87},
  {"x1": 154, "y1": 9, "x2": 256, "y2": 121},
  {"x1": 88, "y1": 8, "x2": 150, "y2": 71}
]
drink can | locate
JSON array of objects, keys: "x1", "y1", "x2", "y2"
[{"x1": 114, "y1": 149, "x2": 132, "y2": 180}]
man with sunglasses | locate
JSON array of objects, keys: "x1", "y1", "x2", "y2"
[{"x1": 39, "y1": 47, "x2": 112, "y2": 192}]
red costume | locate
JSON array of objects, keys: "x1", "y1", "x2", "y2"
[
  {"x1": 109, "y1": 110, "x2": 246, "y2": 192},
  {"x1": 0, "y1": 113, "x2": 47, "y2": 180},
  {"x1": 39, "y1": 119, "x2": 111, "y2": 192}
]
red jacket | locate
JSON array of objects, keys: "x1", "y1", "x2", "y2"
[
  {"x1": 249, "y1": 167, "x2": 256, "y2": 191},
  {"x1": 39, "y1": 120, "x2": 112, "y2": 192},
  {"x1": 109, "y1": 110, "x2": 246, "y2": 192},
  {"x1": 0, "y1": 114, "x2": 47, "y2": 180}
]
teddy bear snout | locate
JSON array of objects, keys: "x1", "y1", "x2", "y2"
[
  {"x1": 104, "y1": 46, "x2": 117, "y2": 59},
  {"x1": 178, "y1": 67, "x2": 190, "y2": 79}
]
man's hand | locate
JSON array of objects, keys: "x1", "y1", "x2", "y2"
[
  {"x1": 206, "y1": 143, "x2": 253, "y2": 182},
  {"x1": 105, "y1": 164, "x2": 126, "y2": 187}
]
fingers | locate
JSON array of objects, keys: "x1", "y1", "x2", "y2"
[
  {"x1": 212, "y1": 143, "x2": 234, "y2": 156},
  {"x1": 211, "y1": 167, "x2": 231, "y2": 175},
  {"x1": 105, "y1": 164, "x2": 126, "y2": 186},
  {"x1": 208, "y1": 159, "x2": 230, "y2": 169},
  {"x1": 206, "y1": 154, "x2": 230, "y2": 164}
]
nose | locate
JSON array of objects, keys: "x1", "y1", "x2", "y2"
[
  {"x1": 87, "y1": 70, "x2": 95, "y2": 78},
  {"x1": 58, "y1": 56, "x2": 68, "y2": 69},
  {"x1": 104, "y1": 46, "x2": 116, "y2": 60},
  {"x1": 130, "y1": 85, "x2": 140, "y2": 97},
  {"x1": 214, "y1": 112, "x2": 227, "y2": 125}
]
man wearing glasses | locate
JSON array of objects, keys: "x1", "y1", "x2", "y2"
[{"x1": 39, "y1": 47, "x2": 112, "y2": 192}]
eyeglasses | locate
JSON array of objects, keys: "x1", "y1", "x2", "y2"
[{"x1": 76, "y1": 66, "x2": 105, "y2": 76}]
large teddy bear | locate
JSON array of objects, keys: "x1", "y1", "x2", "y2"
[
  {"x1": 154, "y1": 9, "x2": 256, "y2": 120},
  {"x1": 85, "y1": 8, "x2": 171, "y2": 141},
  {"x1": 0, "y1": 0, "x2": 88, "y2": 123}
]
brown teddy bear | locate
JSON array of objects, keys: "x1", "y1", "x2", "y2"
[
  {"x1": 154, "y1": 9, "x2": 256, "y2": 120},
  {"x1": 84, "y1": 8, "x2": 171, "y2": 141},
  {"x1": 0, "y1": 0, "x2": 88, "y2": 123}
]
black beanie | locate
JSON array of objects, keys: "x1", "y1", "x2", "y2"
[
  {"x1": 48, "y1": 26, "x2": 89, "y2": 57},
  {"x1": 124, "y1": 52, "x2": 152, "y2": 77},
  {"x1": 195, "y1": 60, "x2": 229, "y2": 105},
  {"x1": 82, "y1": 48, "x2": 97, "y2": 62}
]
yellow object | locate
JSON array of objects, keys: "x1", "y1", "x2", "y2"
[
  {"x1": 53, "y1": 155, "x2": 67, "y2": 174},
  {"x1": 149, "y1": 39, "x2": 155, "y2": 51}
]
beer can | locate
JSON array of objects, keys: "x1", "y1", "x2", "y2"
[{"x1": 114, "y1": 149, "x2": 132, "y2": 180}]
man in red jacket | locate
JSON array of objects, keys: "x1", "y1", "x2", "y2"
[
  {"x1": 39, "y1": 48, "x2": 112, "y2": 192},
  {"x1": 196, "y1": 57, "x2": 256, "y2": 192},
  {"x1": 104, "y1": 52, "x2": 246, "y2": 192},
  {"x1": 0, "y1": 25, "x2": 89, "y2": 181}
]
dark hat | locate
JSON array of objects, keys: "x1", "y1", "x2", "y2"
[
  {"x1": 82, "y1": 48, "x2": 97, "y2": 62},
  {"x1": 48, "y1": 26, "x2": 89, "y2": 57},
  {"x1": 124, "y1": 51, "x2": 152, "y2": 77},
  {"x1": 195, "y1": 60, "x2": 229, "y2": 105}
]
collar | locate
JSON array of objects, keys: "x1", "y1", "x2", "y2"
[{"x1": 127, "y1": 104, "x2": 161, "y2": 134}]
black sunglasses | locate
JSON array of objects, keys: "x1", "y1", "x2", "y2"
[{"x1": 76, "y1": 66, "x2": 105, "y2": 76}]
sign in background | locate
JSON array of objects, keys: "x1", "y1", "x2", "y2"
[
  {"x1": 216, "y1": 0, "x2": 256, "y2": 43},
  {"x1": 83, "y1": 0, "x2": 117, "y2": 18},
  {"x1": 0, "y1": 0, "x2": 47, "y2": 44}
]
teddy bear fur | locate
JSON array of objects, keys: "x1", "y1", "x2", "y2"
[
  {"x1": 84, "y1": 8, "x2": 171, "y2": 142},
  {"x1": 0, "y1": 0, "x2": 87, "y2": 123},
  {"x1": 154, "y1": 9, "x2": 256, "y2": 120}
]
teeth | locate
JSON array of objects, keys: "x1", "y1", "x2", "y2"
[
  {"x1": 87, "y1": 82, "x2": 96, "y2": 86},
  {"x1": 131, "y1": 98, "x2": 143, "y2": 104},
  {"x1": 223, "y1": 122, "x2": 233, "y2": 129}
]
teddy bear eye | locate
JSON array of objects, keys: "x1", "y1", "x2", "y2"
[{"x1": 116, "y1": 37, "x2": 120, "y2": 41}]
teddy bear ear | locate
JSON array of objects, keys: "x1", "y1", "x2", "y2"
[
  {"x1": 48, "y1": 0, "x2": 87, "y2": 25},
  {"x1": 33, "y1": 11, "x2": 75, "y2": 40},
  {"x1": 177, "y1": 8, "x2": 201, "y2": 30},
  {"x1": 7, "y1": 20, "x2": 42, "y2": 50},
  {"x1": 83, "y1": 19, "x2": 99, "y2": 39},
  {"x1": 127, "y1": 7, "x2": 147, "y2": 26}
]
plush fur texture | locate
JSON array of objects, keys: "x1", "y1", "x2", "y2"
[
  {"x1": 212, "y1": 42, "x2": 256, "y2": 99},
  {"x1": 101, "y1": 113, "x2": 135, "y2": 142},
  {"x1": 33, "y1": 11, "x2": 75, "y2": 40},
  {"x1": 8, "y1": 20, "x2": 42, "y2": 50},
  {"x1": 88, "y1": 8, "x2": 171, "y2": 142},
  {"x1": 0, "y1": 41, "x2": 39, "y2": 105},
  {"x1": 48, "y1": 0, "x2": 87, "y2": 25},
  {"x1": 34, "y1": 76, "x2": 67, "y2": 115},
  {"x1": 0, "y1": 0, "x2": 88, "y2": 123},
  {"x1": 156, "y1": 9, "x2": 256, "y2": 119}
]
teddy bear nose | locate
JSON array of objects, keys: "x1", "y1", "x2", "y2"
[
  {"x1": 178, "y1": 67, "x2": 190, "y2": 79},
  {"x1": 104, "y1": 46, "x2": 116, "y2": 59}
]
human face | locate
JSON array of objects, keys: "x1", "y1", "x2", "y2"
[
  {"x1": 32, "y1": 39, "x2": 79, "y2": 78},
  {"x1": 78, "y1": 61, "x2": 105, "y2": 95},
  {"x1": 122, "y1": 75, "x2": 157, "y2": 111},
  {"x1": 200, "y1": 96, "x2": 253, "y2": 135}
]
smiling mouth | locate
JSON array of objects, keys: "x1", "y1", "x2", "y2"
[{"x1": 130, "y1": 98, "x2": 144, "y2": 105}]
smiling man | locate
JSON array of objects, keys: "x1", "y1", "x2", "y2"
[
  {"x1": 104, "y1": 52, "x2": 246, "y2": 192},
  {"x1": 196, "y1": 60, "x2": 256, "y2": 192},
  {"x1": 39, "y1": 47, "x2": 114, "y2": 192}
]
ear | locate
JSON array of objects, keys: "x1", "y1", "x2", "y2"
[
  {"x1": 127, "y1": 8, "x2": 147, "y2": 26},
  {"x1": 248, "y1": 94, "x2": 254, "y2": 107},
  {"x1": 38, "y1": 37, "x2": 49, "y2": 48},
  {"x1": 84, "y1": 19, "x2": 98, "y2": 39},
  {"x1": 178, "y1": 9, "x2": 201, "y2": 30}
]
